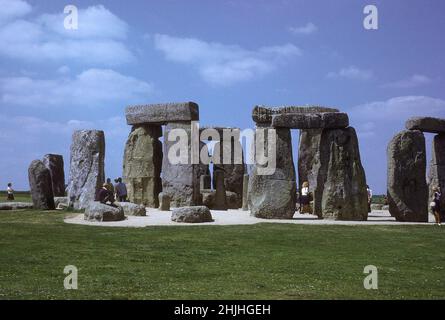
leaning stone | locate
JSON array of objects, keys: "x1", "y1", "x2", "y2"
[
  {"x1": 84, "y1": 202, "x2": 125, "y2": 222},
  {"x1": 67, "y1": 130, "x2": 105, "y2": 210},
  {"x1": 123, "y1": 125, "x2": 162, "y2": 207},
  {"x1": 171, "y1": 206, "x2": 213, "y2": 223},
  {"x1": 28, "y1": 160, "x2": 55, "y2": 210},
  {"x1": 318, "y1": 127, "x2": 368, "y2": 220},
  {"x1": 428, "y1": 134, "x2": 445, "y2": 217},
  {"x1": 252, "y1": 105, "x2": 339, "y2": 124},
  {"x1": 0, "y1": 202, "x2": 33, "y2": 210},
  {"x1": 117, "y1": 202, "x2": 146, "y2": 216},
  {"x1": 249, "y1": 127, "x2": 296, "y2": 219},
  {"x1": 271, "y1": 112, "x2": 349, "y2": 129},
  {"x1": 387, "y1": 130, "x2": 428, "y2": 222},
  {"x1": 158, "y1": 192, "x2": 171, "y2": 211},
  {"x1": 42, "y1": 154, "x2": 65, "y2": 197},
  {"x1": 406, "y1": 117, "x2": 445, "y2": 134},
  {"x1": 126, "y1": 102, "x2": 199, "y2": 125}
]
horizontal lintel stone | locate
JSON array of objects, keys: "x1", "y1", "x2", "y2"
[
  {"x1": 126, "y1": 102, "x2": 199, "y2": 125},
  {"x1": 271, "y1": 112, "x2": 349, "y2": 129},
  {"x1": 405, "y1": 116, "x2": 445, "y2": 134},
  {"x1": 252, "y1": 105, "x2": 339, "y2": 124}
]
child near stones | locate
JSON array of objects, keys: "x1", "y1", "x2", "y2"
[
  {"x1": 6, "y1": 183, "x2": 14, "y2": 201},
  {"x1": 431, "y1": 186, "x2": 442, "y2": 226}
]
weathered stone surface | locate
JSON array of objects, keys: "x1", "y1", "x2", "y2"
[
  {"x1": 428, "y1": 134, "x2": 445, "y2": 217},
  {"x1": 54, "y1": 196, "x2": 68, "y2": 208},
  {"x1": 162, "y1": 122, "x2": 208, "y2": 207},
  {"x1": 387, "y1": 130, "x2": 428, "y2": 222},
  {"x1": 406, "y1": 117, "x2": 445, "y2": 134},
  {"x1": 84, "y1": 202, "x2": 125, "y2": 222},
  {"x1": 28, "y1": 160, "x2": 55, "y2": 210},
  {"x1": 123, "y1": 125, "x2": 162, "y2": 207},
  {"x1": 67, "y1": 130, "x2": 105, "y2": 210},
  {"x1": 118, "y1": 202, "x2": 146, "y2": 216},
  {"x1": 201, "y1": 191, "x2": 215, "y2": 208},
  {"x1": 298, "y1": 129, "x2": 322, "y2": 211},
  {"x1": 252, "y1": 105, "x2": 339, "y2": 124},
  {"x1": 249, "y1": 128, "x2": 296, "y2": 219},
  {"x1": 271, "y1": 112, "x2": 349, "y2": 129},
  {"x1": 213, "y1": 170, "x2": 227, "y2": 210},
  {"x1": 126, "y1": 102, "x2": 199, "y2": 125},
  {"x1": 317, "y1": 127, "x2": 368, "y2": 220},
  {"x1": 42, "y1": 154, "x2": 65, "y2": 197},
  {"x1": 200, "y1": 174, "x2": 211, "y2": 191},
  {"x1": 158, "y1": 192, "x2": 171, "y2": 211},
  {"x1": 225, "y1": 191, "x2": 239, "y2": 210},
  {"x1": 242, "y1": 174, "x2": 249, "y2": 211},
  {"x1": 201, "y1": 190, "x2": 238, "y2": 210},
  {"x1": 171, "y1": 206, "x2": 213, "y2": 223},
  {"x1": 0, "y1": 202, "x2": 33, "y2": 210}
]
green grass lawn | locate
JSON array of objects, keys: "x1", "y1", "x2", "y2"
[
  {"x1": 0, "y1": 210, "x2": 444, "y2": 300},
  {"x1": 0, "y1": 191, "x2": 32, "y2": 203}
]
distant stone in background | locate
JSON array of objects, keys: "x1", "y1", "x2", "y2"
[
  {"x1": 242, "y1": 174, "x2": 249, "y2": 211},
  {"x1": 370, "y1": 203, "x2": 383, "y2": 211},
  {"x1": 67, "y1": 130, "x2": 105, "y2": 210},
  {"x1": 28, "y1": 160, "x2": 55, "y2": 210},
  {"x1": 317, "y1": 127, "x2": 368, "y2": 220},
  {"x1": 0, "y1": 202, "x2": 34, "y2": 210},
  {"x1": 84, "y1": 202, "x2": 125, "y2": 222},
  {"x1": 428, "y1": 134, "x2": 445, "y2": 217},
  {"x1": 225, "y1": 191, "x2": 239, "y2": 209},
  {"x1": 158, "y1": 192, "x2": 171, "y2": 211},
  {"x1": 118, "y1": 202, "x2": 146, "y2": 216},
  {"x1": 123, "y1": 125, "x2": 162, "y2": 207},
  {"x1": 249, "y1": 127, "x2": 296, "y2": 219},
  {"x1": 42, "y1": 154, "x2": 65, "y2": 197},
  {"x1": 213, "y1": 170, "x2": 227, "y2": 210},
  {"x1": 200, "y1": 174, "x2": 211, "y2": 191},
  {"x1": 171, "y1": 206, "x2": 213, "y2": 223},
  {"x1": 406, "y1": 116, "x2": 445, "y2": 134},
  {"x1": 387, "y1": 130, "x2": 428, "y2": 222}
]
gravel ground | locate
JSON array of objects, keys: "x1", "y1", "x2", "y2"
[{"x1": 64, "y1": 209, "x2": 437, "y2": 228}]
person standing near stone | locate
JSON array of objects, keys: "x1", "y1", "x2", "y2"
[
  {"x1": 115, "y1": 178, "x2": 128, "y2": 202},
  {"x1": 299, "y1": 181, "x2": 311, "y2": 214},
  {"x1": 6, "y1": 183, "x2": 14, "y2": 201},
  {"x1": 431, "y1": 186, "x2": 442, "y2": 226},
  {"x1": 367, "y1": 185, "x2": 373, "y2": 213}
]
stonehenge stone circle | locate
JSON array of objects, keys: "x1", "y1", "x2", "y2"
[
  {"x1": 171, "y1": 206, "x2": 213, "y2": 223},
  {"x1": 387, "y1": 130, "x2": 428, "y2": 222},
  {"x1": 249, "y1": 127, "x2": 297, "y2": 219},
  {"x1": 28, "y1": 160, "x2": 55, "y2": 210},
  {"x1": 428, "y1": 134, "x2": 445, "y2": 216},
  {"x1": 317, "y1": 127, "x2": 368, "y2": 220},
  {"x1": 271, "y1": 112, "x2": 349, "y2": 129},
  {"x1": 67, "y1": 130, "x2": 105, "y2": 210},
  {"x1": 42, "y1": 154, "x2": 65, "y2": 197},
  {"x1": 123, "y1": 125, "x2": 162, "y2": 207},
  {"x1": 84, "y1": 202, "x2": 125, "y2": 222},
  {"x1": 126, "y1": 102, "x2": 199, "y2": 125},
  {"x1": 406, "y1": 116, "x2": 445, "y2": 134}
]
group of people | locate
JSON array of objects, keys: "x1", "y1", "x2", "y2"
[{"x1": 95, "y1": 178, "x2": 128, "y2": 207}]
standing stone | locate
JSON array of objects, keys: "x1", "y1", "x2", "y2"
[
  {"x1": 317, "y1": 127, "x2": 368, "y2": 220},
  {"x1": 42, "y1": 154, "x2": 65, "y2": 197},
  {"x1": 123, "y1": 125, "x2": 162, "y2": 207},
  {"x1": 162, "y1": 122, "x2": 208, "y2": 207},
  {"x1": 387, "y1": 130, "x2": 428, "y2": 222},
  {"x1": 159, "y1": 192, "x2": 171, "y2": 211},
  {"x1": 67, "y1": 130, "x2": 105, "y2": 210},
  {"x1": 200, "y1": 174, "x2": 211, "y2": 191},
  {"x1": 298, "y1": 129, "x2": 322, "y2": 213},
  {"x1": 242, "y1": 174, "x2": 249, "y2": 211},
  {"x1": 428, "y1": 134, "x2": 445, "y2": 217},
  {"x1": 249, "y1": 127, "x2": 296, "y2": 219},
  {"x1": 28, "y1": 160, "x2": 55, "y2": 210},
  {"x1": 214, "y1": 170, "x2": 227, "y2": 210}
]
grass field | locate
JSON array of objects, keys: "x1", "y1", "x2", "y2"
[
  {"x1": 0, "y1": 191, "x2": 32, "y2": 203},
  {"x1": 0, "y1": 209, "x2": 444, "y2": 300}
]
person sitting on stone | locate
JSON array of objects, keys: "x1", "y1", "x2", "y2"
[
  {"x1": 115, "y1": 178, "x2": 128, "y2": 202},
  {"x1": 104, "y1": 178, "x2": 115, "y2": 195},
  {"x1": 299, "y1": 181, "x2": 312, "y2": 214},
  {"x1": 6, "y1": 183, "x2": 14, "y2": 201},
  {"x1": 431, "y1": 186, "x2": 442, "y2": 226},
  {"x1": 97, "y1": 183, "x2": 117, "y2": 207}
]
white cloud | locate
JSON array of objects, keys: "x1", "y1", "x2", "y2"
[
  {"x1": 0, "y1": 4, "x2": 134, "y2": 65},
  {"x1": 0, "y1": 68, "x2": 153, "y2": 108},
  {"x1": 289, "y1": 22, "x2": 318, "y2": 35},
  {"x1": 152, "y1": 34, "x2": 301, "y2": 86},
  {"x1": 327, "y1": 66, "x2": 373, "y2": 81},
  {"x1": 0, "y1": 0, "x2": 31, "y2": 25},
  {"x1": 382, "y1": 74, "x2": 432, "y2": 89}
]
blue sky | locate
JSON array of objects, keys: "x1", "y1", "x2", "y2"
[{"x1": 0, "y1": 0, "x2": 444, "y2": 193}]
